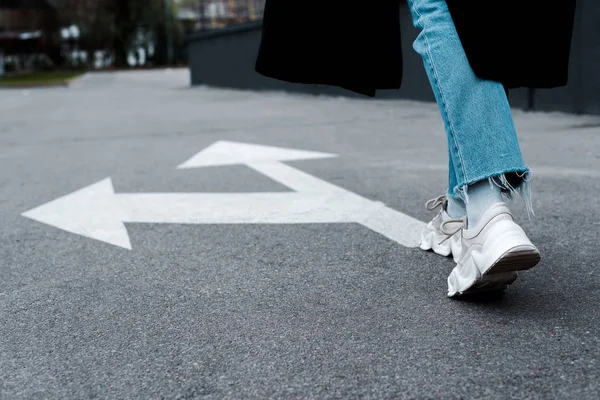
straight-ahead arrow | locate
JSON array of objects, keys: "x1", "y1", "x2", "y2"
[
  {"x1": 22, "y1": 141, "x2": 425, "y2": 250},
  {"x1": 178, "y1": 140, "x2": 339, "y2": 193}
]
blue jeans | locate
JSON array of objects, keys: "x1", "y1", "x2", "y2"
[{"x1": 407, "y1": 0, "x2": 532, "y2": 211}]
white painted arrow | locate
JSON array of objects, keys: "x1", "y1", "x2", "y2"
[
  {"x1": 22, "y1": 141, "x2": 425, "y2": 250},
  {"x1": 178, "y1": 140, "x2": 339, "y2": 193},
  {"x1": 178, "y1": 141, "x2": 426, "y2": 246}
]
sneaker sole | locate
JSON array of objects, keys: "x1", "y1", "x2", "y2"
[
  {"x1": 448, "y1": 245, "x2": 540, "y2": 297},
  {"x1": 486, "y1": 246, "x2": 541, "y2": 274}
]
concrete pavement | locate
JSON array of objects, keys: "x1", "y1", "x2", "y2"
[{"x1": 0, "y1": 69, "x2": 598, "y2": 399}]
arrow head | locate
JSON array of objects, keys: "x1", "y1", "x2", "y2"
[
  {"x1": 22, "y1": 178, "x2": 132, "y2": 250},
  {"x1": 178, "y1": 140, "x2": 338, "y2": 168}
]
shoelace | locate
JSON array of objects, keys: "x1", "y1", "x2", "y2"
[
  {"x1": 425, "y1": 195, "x2": 466, "y2": 244},
  {"x1": 425, "y1": 195, "x2": 447, "y2": 211},
  {"x1": 439, "y1": 216, "x2": 467, "y2": 244}
]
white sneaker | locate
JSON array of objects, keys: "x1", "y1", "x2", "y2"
[
  {"x1": 447, "y1": 202, "x2": 541, "y2": 297},
  {"x1": 419, "y1": 195, "x2": 464, "y2": 262}
]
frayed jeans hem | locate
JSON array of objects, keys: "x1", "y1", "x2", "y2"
[{"x1": 446, "y1": 168, "x2": 533, "y2": 217}]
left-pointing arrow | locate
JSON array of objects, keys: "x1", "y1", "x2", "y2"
[
  {"x1": 22, "y1": 142, "x2": 426, "y2": 250},
  {"x1": 21, "y1": 178, "x2": 133, "y2": 249},
  {"x1": 21, "y1": 178, "x2": 364, "y2": 250}
]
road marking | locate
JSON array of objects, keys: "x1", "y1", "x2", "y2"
[{"x1": 22, "y1": 141, "x2": 425, "y2": 250}]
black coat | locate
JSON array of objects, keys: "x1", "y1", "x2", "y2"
[{"x1": 255, "y1": 1, "x2": 577, "y2": 97}]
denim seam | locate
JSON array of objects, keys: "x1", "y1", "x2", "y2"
[{"x1": 411, "y1": 0, "x2": 468, "y2": 189}]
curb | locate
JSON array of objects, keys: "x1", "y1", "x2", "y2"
[
  {"x1": 0, "y1": 73, "x2": 86, "y2": 89},
  {"x1": 0, "y1": 81, "x2": 71, "y2": 89}
]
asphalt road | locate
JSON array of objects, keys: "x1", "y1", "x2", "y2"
[{"x1": 1, "y1": 69, "x2": 599, "y2": 399}]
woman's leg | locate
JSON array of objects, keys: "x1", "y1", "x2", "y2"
[
  {"x1": 407, "y1": 0, "x2": 531, "y2": 226},
  {"x1": 408, "y1": 0, "x2": 540, "y2": 297}
]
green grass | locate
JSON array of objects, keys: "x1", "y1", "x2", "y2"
[{"x1": 0, "y1": 71, "x2": 85, "y2": 87}]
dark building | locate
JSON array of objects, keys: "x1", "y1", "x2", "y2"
[{"x1": 0, "y1": 0, "x2": 57, "y2": 70}]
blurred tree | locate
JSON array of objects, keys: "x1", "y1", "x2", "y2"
[
  {"x1": 138, "y1": 0, "x2": 183, "y2": 66},
  {"x1": 53, "y1": 0, "x2": 183, "y2": 68},
  {"x1": 108, "y1": 0, "x2": 182, "y2": 67},
  {"x1": 54, "y1": 0, "x2": 115, "y2": 67}
]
